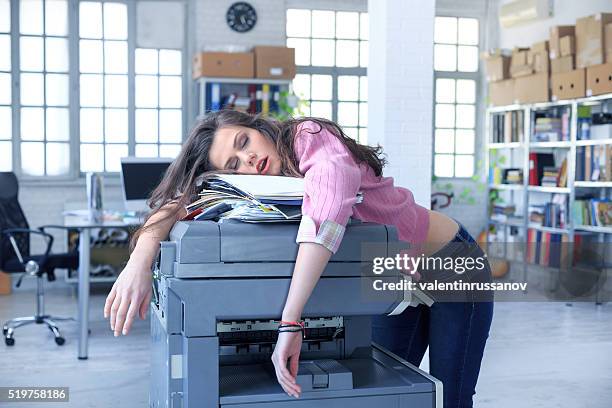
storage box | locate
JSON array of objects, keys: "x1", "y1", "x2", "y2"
[
  {"x1": 606, "y1": 23, "x2": 612, "y2": 63},
  {"x1": 253, "y1": 46, "x2": 296, "y2": 79},
  {"x1": 482, "y1": 51, "x2": 511, "y2": 82},
  {"x1": 528, "y1": 41, "x2": 549, "y2": 73},
  {"x1": 192, "y1": 52, "x2": 254, "y2": 79},
  {"x1": 510, "y1": 47, "x2": 532, "y2": 77},
  {"x1": 489, "y1": 79, "x2": 515, "y2": 106},
  {"x1": 551, "y1": 55, "x2": 574, "y2": 73},
  {"x1": 586, "y1": 62, "x2": 612, "y2": 96},
  {"x1": 551, "y1": 69, "x2": 586, "y2": 101},
  {"x1": 0, "y1": 271, "x2": 10, "y2": 295},
  {"x1": 576, "y1": 13, "x2": 612, "y2": 68},
  {"x1": 560, "y1": 35, "x2": 575, "y2": 56},
  {"x1": 514, "y1": 73, "x2": 549, "y2": 104},
  {"x1": 549, "y1": 25, "x2": 575, "y2": 59}
]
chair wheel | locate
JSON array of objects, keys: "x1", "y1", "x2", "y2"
[
  {"x1": 5, "y1": 337, "x2": 15, "y2": 346},
  {"x1": 55, "y1": 337, "x2": 65, "y2": 346}
]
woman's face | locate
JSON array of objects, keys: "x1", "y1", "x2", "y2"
[{"x1": 208, "y1": 125, "x2": 282, "y2": 175}]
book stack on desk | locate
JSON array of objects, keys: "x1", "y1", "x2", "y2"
[{"x1": 183, "y1": 174, "x2": 363, "y2": 223}]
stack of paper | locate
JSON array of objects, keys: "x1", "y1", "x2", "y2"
[
  {"x1": 183, "y1": 175, "x2": 304, "y2": 223},
  {"x1": 183, "y1": 174, "x2": 363, "y2": 223}
]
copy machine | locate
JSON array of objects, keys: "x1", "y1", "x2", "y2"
[{"x1": 150, "y1": 220, "x2": 442, "y2": 408}]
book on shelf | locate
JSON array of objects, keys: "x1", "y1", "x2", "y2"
[
  {"x1": 528, "y1": 152, "x2": 555, "y2": 186},
  {"x1": 531, "y1": 113, "x2": 570, "y2": 142},
  {"x1": 491, "y1": 110, "x2": 523, "y2": 144},
  {"x1": 489, "y1": 167, "x2": 503, "y2": 185},
  {"x1": 527, "y1": 194, "x2": 567, "y2": 228},
  {"x1": 538, "y1": 157, "x2": 567, "y2": 188},
  {"x1": 572, "y1": 199, "x2": 612, "y2": 227},
  {"x1": 576, "y1": 105, "x2": 592, "y2": 140},
  {"x1": 541, "y1": 166, "x2": 559, "y2": 187},
  {"x1": 203, "y1": 81, "x2": 285, "y2": 115},
  {"x1": 502, "y1": 168, "x2": 523, "y2": 184},
  {"x1": 526, "y1": 229, "x2": 575, "y2": 268},
  {"x1": 576, "y1": 145, "x2": 612, "y2": 182}
]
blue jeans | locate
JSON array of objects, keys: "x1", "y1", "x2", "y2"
[{"x1": 372, "y1": 223, "x2": 494, "y2": 408}]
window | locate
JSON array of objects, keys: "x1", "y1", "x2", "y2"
[
  {"x1": 286, "y1": 8, "x2": 368, "y2": 143},
  {"x1": 135, "y1": 48, "x2": 183, "y2": 159},
  {"x1": 3, "y1": 0, "x2": 187, "y2": 179},
  {"x1": 0, "y1": 0, "x2": 11, "y2": 171},
  {"x1": 79, "y1": 1, "x2": 129, "y2": 173},
  {"x1": 19, "y1": 0, "x2": 70, "y2": 176},
  {"x1": 433, "y1": 16, "x2": 479, "y2": 178}
]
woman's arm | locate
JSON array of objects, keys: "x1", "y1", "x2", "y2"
[
  {"x1": 104, "y1": 201, "x2": 186, "y2": 336},
  {"x1": 271, "y1": 242, "x2": 332, "y2": 399},
  {"x1": 281, "y1": 242, "x2": 332, "y2": 321}
]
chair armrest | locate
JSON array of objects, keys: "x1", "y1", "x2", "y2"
[{"x1": 1, "y1": 228, "x2": 54, "y2": 262}]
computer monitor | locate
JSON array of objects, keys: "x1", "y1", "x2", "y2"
[{"x1": 120, "y1": 157, "x2": 173, "y2": 212}]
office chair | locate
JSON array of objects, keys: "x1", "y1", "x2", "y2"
[{"x1": 0, "y1": 172, "x2": 79, "y2": 346}]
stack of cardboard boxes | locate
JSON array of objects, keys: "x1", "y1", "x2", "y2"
[
  {"x1": 485, "y1": 50, "x2": 513, "y2": 106},
  {"x1": 192, "y1": 46, "x2": 296, "y2": 80},
  {"x1": 486, "y1": 12, "x2": 612, "y2": 106},
  {"x1": 515, "y1": 41, "x2": 549, "y2": 103}
]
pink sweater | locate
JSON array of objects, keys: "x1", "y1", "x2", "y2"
[{"x1": 294, "y1": 120, "x2": 430, "y2": 254}]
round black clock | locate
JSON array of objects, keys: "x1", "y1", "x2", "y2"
[{"x1": 226, "y1": 2, "x2": 257, "y2": 33}]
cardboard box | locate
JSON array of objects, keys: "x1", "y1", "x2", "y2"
[
  {"x1": 510, "y1": 64, "x2": 534, "y2": 78},
  {"x1": 253, "y1": 46, "x2": 296, "y2": 79},
  {"x1": 606, "y1": 23, "x2": 612, "y2": 63},
  {"x1": 511, "y1": 47, "x2": 532, "y2": 77},
  {"x1": 550, "y1": 25, "x2": 575, "y2": 59},
  {"x1": 514, "y1": 73, "x2": 549, "y2": 104},
  {"x1": 192, "y1": 52, "x2": 254, "y2": 79},
  {"x1": 511, "y1": 47, "x2": 529, "y2": 66},
  {"x1": 482, "y1": 51, "x2": 511, "y2": 82},
  {"x1": 0, "y1": 271, "x2": 10, "y2": 295},
  {"x1": 560, "y1": 35, "x2": 575, "y2": 56},
  {"x1": 551, "y1": 69, "x2": 586, "y2": 100},
  {"x1": 551, "y1": 55, "x2": 574, "y2": 73},
  {"x1": 488, "y1": 79, "x2": 515, "y2": 106},
  {"x1": 528, "y1": 41, "x2": 549, "y2": 73},
  {"x1": 576, "y1": 13, "x2": 612, "y2": 68},
  {"x1": 586, "y1": 62, "x2": 612, "y2": 96}
]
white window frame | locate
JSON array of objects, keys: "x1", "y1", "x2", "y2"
[
  {"x1": 6, "y1": 0, "x2": 188, "y2": 182},
  {"x1": 432, "y1": 13, "x2": 483, "y2": 180},
  {"x1": 286, "y1": 7, "x2": 368, "y2": 143}
]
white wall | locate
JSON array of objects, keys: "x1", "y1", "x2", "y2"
[
  {"x1": 194, "y1": 0, "x2": 286, "y2": 50},
  {"x1": 367, "y1": 0, "x2": 435, "y2": 208},
  {"x1": 499, "y1": 0, "x2": 612, "y2": 48}
]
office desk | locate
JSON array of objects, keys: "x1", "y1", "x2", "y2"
[{"x1": 63, "y1": 215, "x2": 141, "y2": 360}]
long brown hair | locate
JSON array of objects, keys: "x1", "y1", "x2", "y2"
[{"x1": 130, "y1": 110, "x2": 386, "y2": 251}]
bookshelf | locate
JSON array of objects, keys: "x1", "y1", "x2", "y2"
[
  {"x1": 485, "y1": 92, "x2": 612, "y2": 298},
  {"x1": 196, "y1": 77, "x2": 292, "y2": 116}
]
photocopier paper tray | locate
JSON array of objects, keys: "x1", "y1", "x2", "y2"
[{"x1": 150, "y1": 220, "x2": 441, "y2": 408}]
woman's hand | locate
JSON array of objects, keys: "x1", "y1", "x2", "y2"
[
  {"x1": 271, "y1": 331, "x2": 303, "y2": 398},
  {"x1": 103, "y1": 259, "x2": 152, "y2": 336}
]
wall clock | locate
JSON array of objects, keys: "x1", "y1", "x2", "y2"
[{"x1": 226, "y1": 2, "x2": 257, "y2": 33}]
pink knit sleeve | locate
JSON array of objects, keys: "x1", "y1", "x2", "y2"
[{"x1": 293, "y1": 121, "x2": 362, "y2": 253}]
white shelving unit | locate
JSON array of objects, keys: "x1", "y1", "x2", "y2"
[
  {"x1": 196, "y1": 77, "x2": 292, "y2": 116},
  {"x1": 485, "y1": 92, "x2": 612, "y2": 301}
]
